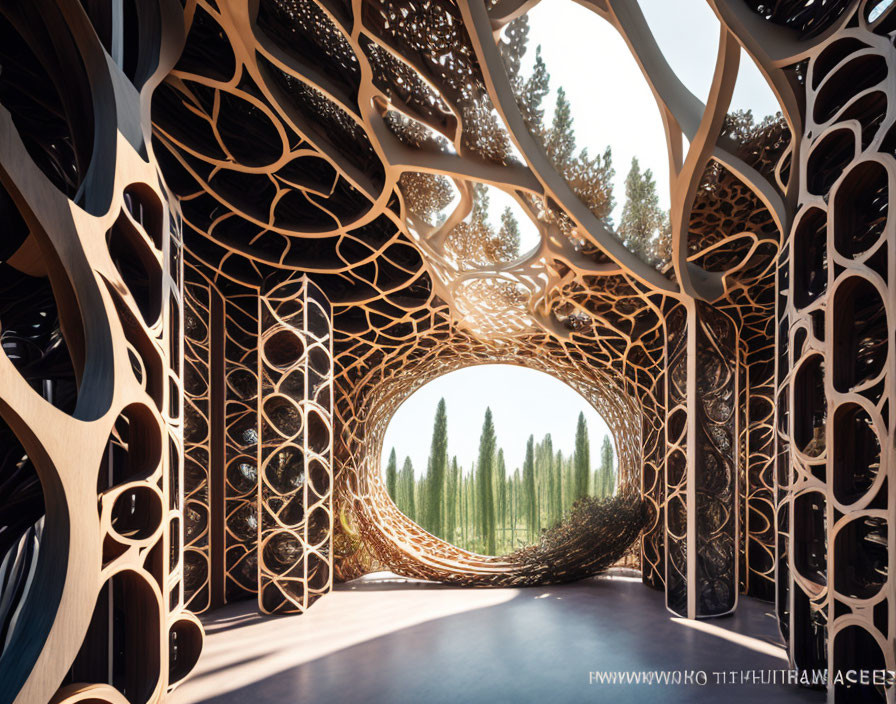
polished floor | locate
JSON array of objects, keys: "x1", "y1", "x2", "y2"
[{"x1": 171, "y1": 571, "x2": 823, "y2": 704}]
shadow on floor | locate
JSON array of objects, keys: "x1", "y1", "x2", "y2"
[
  {"x1": 334, "y1": 571, "x2": 461, "y2": 591},
  {"x1": 172, "y1": 574, "x2": 824, "y2": 704}
]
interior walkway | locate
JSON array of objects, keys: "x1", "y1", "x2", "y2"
[{"x1": 171, "y1": 571, "x2": 824, "y2": 704}]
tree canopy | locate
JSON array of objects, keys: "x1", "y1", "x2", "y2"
[{"x1": 617, "y1": 157, "x2": 670, "y2": 268}]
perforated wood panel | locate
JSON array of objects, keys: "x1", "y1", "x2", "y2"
[
  {"x1": 771, "y1": 6, "x2": 895, "y2": 700},
  {"x1": 2, "y1": 1, "x2": 894, "y2": 703},
  {"x1": 258, "y1": 277, "x2": 334, "y2": 614},
  {"x1": 0, "y1": 3, "x2": 203, "y2": 704}
]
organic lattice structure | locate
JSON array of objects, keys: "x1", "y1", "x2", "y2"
[
  {"x1": 0, "y1": 3, "x2": 202, "y2": 704},
  {"x1": 258, "y1": 276, "x2": 334, "y2": 613},
  {"x1": 2, "y1": 0, "x2": 896, "y2": 703},
  {"x1": 763, "y1": 5, "x2": 896, "y2": 698}
]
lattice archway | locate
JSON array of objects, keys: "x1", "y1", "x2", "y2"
[
  {"x1": 336, "y1": 352, "x2": 642, "y2": 586},
  {"x1": 153, "y1": 0, "x2": 784, "y2": 604}
]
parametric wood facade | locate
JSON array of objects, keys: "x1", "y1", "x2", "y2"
[{"x1": 0, "y1": 0, "x2": 893, "y2": 702}]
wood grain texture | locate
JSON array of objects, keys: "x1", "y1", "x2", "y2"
[
  {"x1": 0, "y1": 1, "x2": 893, "y2": 702},
  {"x1": 0, "y1": 2, "x2": 202, "y2": 703}
]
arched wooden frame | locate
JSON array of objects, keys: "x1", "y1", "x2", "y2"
[
  {"x1": 0, "y1": 1, "x2": 893, "y2": 703},
  {"x1": 155, "y1": 0, "x2": 784, "y2": 600}
]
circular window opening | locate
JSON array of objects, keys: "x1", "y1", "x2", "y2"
[{"x1": 380, "y1": 364, "x2": 618, "y2": 556}]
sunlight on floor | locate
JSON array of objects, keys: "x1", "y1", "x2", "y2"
[
  {"x1": 171, "y1": 575, "x2": 520, "y2": 703},
  {"x1": 171, "y1": 573, "x2": 818, "y2": 704},
  {"x1": 670, "y1": 617, "x2": 789, "y2": 662}
]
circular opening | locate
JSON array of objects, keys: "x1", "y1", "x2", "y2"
[
  {"x1": 307, "y1": 458, "x2": 329, "y2": 497},
  {"x1": 814, "y1": 53, "x2": 887, "y2": 124},
  {"x1": 99, "y1": 403, "x2": 164, "y2": 487},
  {"x1": 306, "y1": 408, "x2": 331, "y2": 454},
  {"x1": 226, "y1": 458, "x2": 257, "y2": 495},
  {"x1": 307, "y1": 506, "x2": 330, "y2": 545},
  {"x1": 169, "y1": 617, "x2": 203, "y2": 685},
  {"x1": 792, "y1": 207, "x2": 827, "y2": 309},
  {"x1": 183, "y1": 548, "x2": 209, "y2": 596},
  {"x1": 226, "y1": 502, "x2": 257, "y2": 544},
  {"x1": 227, "y1": 367, "x2": 257, "y2": 398},
  {"x1": 0, "y1": 186, "x2": 81, "y2": 414},
  {"x1": 0, "y1": 8, "x2": 95, "y2": 203},
  {"x1": 812, "y1": 38, "x2": 871, "y2": 89},
  {"x1": 263, "y1": 446, "x2": 305, "y2": 495},
  {"x1": 793, "y1": 354, "x2": 826, "y2": 458},
  {"x1": 832, "y1": 277, "x2": 887, "y2": 396},
  {"x1": 832, "y1": 403, "x2": 881, "y2": 505},
  {"x1": 0, "y1": 411, "x2": 47, "y2": 662},
  {"x1": 834, "y1": 515, "x2": 887, "y2": 599},
  {"x1": 110, "y1": 485, "x2": 163, "y2": 542},
  {"x1": 183, "y1": 501, "x2": 208, "y2": 545},
  {"x1": 263, "y1": 531, "x2": 303, "y2": 575},
  {"x1": 807, "y1": 128, "x2": 855, "y2": 196},
  {"x1": 307, "y1": 552, "x2": 330, "y2": 591},
  {"x1": 833, "y1": 161, "x2": 888, "y2": 259},
  {"x1": 868, "y1": 0, "x2": 896, "y2": 22},
  {"x1": 380, "y1": 364, "x2": 618, "y2": 556},
  {"x1": 263, "y1": 329, "x2": 305, "y2": 369},
  {"x1": 107, "y1": 212, "x2": 164, "y2": 327},
  {"x1": 123, "y1": 183, "x2": 165, "y2": 250},
  {"x1": 263, "y1": 395, "x2": 303, "y2": 438},
  {"x1": 793, "y1": 490, "x2": 827, "y2": 589}
]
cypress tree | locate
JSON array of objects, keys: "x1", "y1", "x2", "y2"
[
  {"x1": 415, "y1": 471, "x2": 424, "y2": 524},
  {"x1": 523, "y1": 435, "x2": 537, "y2": 542},
  {"x1": 385, "y1": 448, "x2": 398, "y2": 501},
  {"x1": 425, "y1": 398, "x2": 448, "y2": 536},
  {"x1": 397, "y1": 458, "x2": 406, "y2": 515},
  {"x1": 468, "y1": 467, "x2": 475, "y2": 547},
  {"x1": 494, "y1": 208, "x2": 521, "y2": 261},
  {"x1": 559, "y1": 451, "x2": 567, "y2": 511},
  {"x1": 535, "y1": 438, "x2": 545, "y2": 527},
  {"x1": 511, "y1": 468, "x2": 520, "y2": 547},
  {"x1": 573, "y1": 412, "x2": 590, "y2": 502},
  {"x1": 496, "y1": 449, "x2": 507, "y2": 550},
  {"x1": 507, "y1": 475, "x2": 513, "y2": 549},
  {"x1": 470, "y1": 461, "x2": 477, "y2": 547},
  {"x1": 618, "y1": 156, "x2": 667, "y2": 266},
  {"x1": 520, "y1": 45, "x2": 550, "y2": 133},
  {"x1": 541, "y1": 434, "x2": 554, "y2": 525},
  {"x1": 452, "y1": 458, "x2": 464, "y2": 540},
  {"x1": 446, "y1": 456, "x2": 459, "y2": 543},
  {"x1": 462, "y1": 470, "x2": 468, "y2": 546},
  {"x1": 510, "y1": 28, "x2": 617, "y2": 226},
  {"x1": 568, "y1": 145, "x2": 616, "y2": 223},
  {"x1": 422, "y1": 457, "x2": 431, "y2": 528},
  {"x1": 565, "y1": 456, "x2": 575, "y2": 511},
  {"x1": 458, "y1": 461, "x2": 464, "y2": 540},
  {"x1": 476, "y1": 408, "x2": 497, "y2": 554},
  {"x1": 499, "y1": 14, "x2": 529, "y2": 83},
  {"x1": 545, "y1": 87, "x2": 575, "y2": 170},
  {"x1": 400, "y1": 457, "x2": 416, "y2": 521},
  {"x1": 554, "y1": 449, "x2": 563, "y2": 521},
  {"x1": 599, "y1": 436, "x2": 615, "y2": 497}
]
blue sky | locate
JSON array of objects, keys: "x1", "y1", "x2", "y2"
[{"x1": 384, "y1": 0, "x2": 782, "y2": 477}]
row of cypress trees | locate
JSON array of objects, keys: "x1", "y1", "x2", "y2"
[{"x1": 384, "y1": 400, "x2": 616, "y2": 555}]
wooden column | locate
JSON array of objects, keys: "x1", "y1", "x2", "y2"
[
  {"x1": 665, "y1": 300, "x2": 740, "y2": 619},
  {"x1": 258, "y1": 276, "x2": 334, "y2": 614}
]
